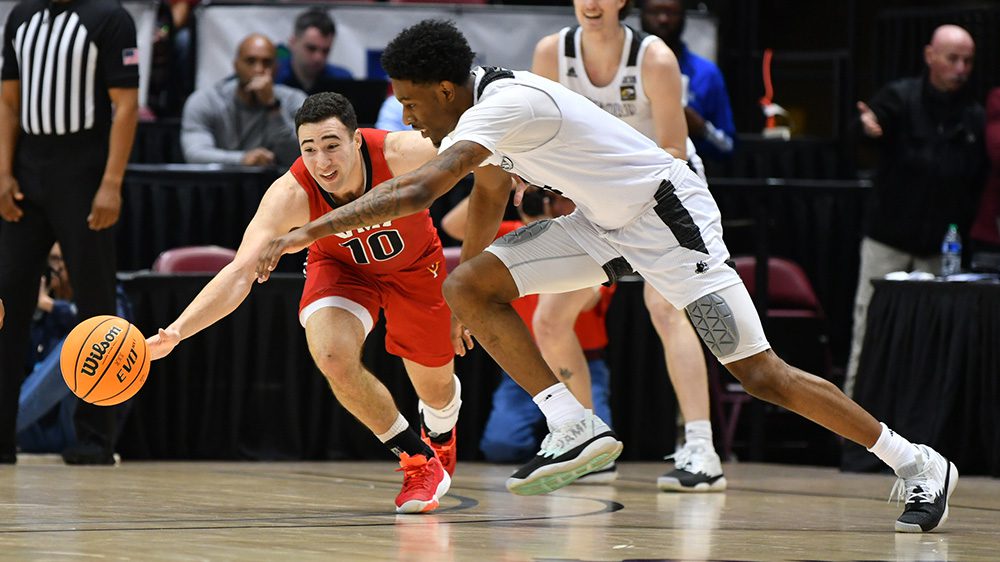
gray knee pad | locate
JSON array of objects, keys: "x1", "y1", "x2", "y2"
[
  {"x1": 493, "y1": 219, "x2": 552, "y2": 246},
  {"x1": 686, "y1": 292, "x2": 740, "y2": 357}
]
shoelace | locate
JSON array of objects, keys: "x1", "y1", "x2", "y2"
[
  {"x1": 889, "y1": 464, "x2": 935, "y2": 506},
  {"x1": 538, "y1": 419, "x2": 589, "y2": 458},
  {"x1": 397, "y1": 454, "x2": 436, "y2": 492},
  {"x1": 665, "y1": 444, "x2": 703, "y2": 474}
]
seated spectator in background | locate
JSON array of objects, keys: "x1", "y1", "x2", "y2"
[
  {"x1": 441, "y1": 188, "x2": 616, "y2": 482},
  {"x1": 17, "y1": 244, "x2": 132, "y2": 455},
  {"x1": 970, "y1": 87, "x2": 1000, "y2": 271},
  {"x1": 375, "y1": 95, "x2": 410, "y2": 132},
  {"x1": 844, "y1": 24, "x2": 985, "y2": 397},
  {"x1": 181, "y1": 34, "x2": 307, "y2": 167},
  {"x1": 276, "y1": 8, "x2": 352, "y2": 95},
  {"x1": 641, "y1": 0, "x2": 735, "y2": 160}
]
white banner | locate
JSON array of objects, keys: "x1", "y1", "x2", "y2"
[
  {"x1": 196, "y1": 4, "x2": 717, "y2": 89},
  {"x1": 0, "y1": 0, "x2": 156, "y2": 106}
]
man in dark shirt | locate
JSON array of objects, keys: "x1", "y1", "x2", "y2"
[
  {"x1": 275, "y1": 8, "x2": 352, "y2": 96},
  {"x1": 0, "y1": 0, "x2": 140, "y2": 464},
  {"x1": 845, "y1": 24, "x2": 986, "y2": 397}
]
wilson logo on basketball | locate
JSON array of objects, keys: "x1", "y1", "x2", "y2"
[{"x1": 80, "y1": 325, "x2": 123, "y2": 377}]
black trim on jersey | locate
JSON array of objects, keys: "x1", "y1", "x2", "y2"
[
  {"x1": 477, "y1": 66, "x2": 515, "y2": 99},
  {"x1": 625, "y1": 25, "x2": 648, "y2": 67},
  {"x1": 653, "y1": 180, "x2": 709, "y2": 254},
  {"x1": 564, "y1": 26, "x2": 580, "y2": 58},
  {"x1": 317, "y1": 135, "x2": 374, "y2": 210}
]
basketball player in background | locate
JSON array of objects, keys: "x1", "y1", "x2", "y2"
[
  {"x1": 531, "y1": 0, "x2": 725, "y2": 491},
  {"x1": 257, "y1": 20, "x2": 959, "y2": 533},
  {"x1": 148, "y1": 92, "x2": 511, "y2": 514}
]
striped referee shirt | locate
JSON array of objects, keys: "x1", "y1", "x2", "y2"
[{"x1": 1, "y1": 0, "x2": 138, "y2": 136}]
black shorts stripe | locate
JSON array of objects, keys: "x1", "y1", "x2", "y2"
[{"x1": 653, "y1": 180, "x2": 709, "y2": 254}]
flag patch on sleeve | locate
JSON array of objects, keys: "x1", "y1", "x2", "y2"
[{"x1": 121, "y1": 48, "x2": 139, "y2": 66}]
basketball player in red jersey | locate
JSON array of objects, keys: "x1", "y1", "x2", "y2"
[{"x1": 146, "y1": 92, "x2": 511, "y2": 514}]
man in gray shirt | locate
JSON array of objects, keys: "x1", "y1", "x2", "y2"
[{"x1": 181, "y1": 34, "x2": 307, "y2": 167}]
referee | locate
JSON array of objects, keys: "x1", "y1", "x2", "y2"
[{"x1": 0, "y1": 0, "x2": 138, "y2": 464}]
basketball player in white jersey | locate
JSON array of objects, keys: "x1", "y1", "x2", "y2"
[
  {"x1": 532, "y1": 0, "x2": 724, "y2": 492},
  {"x1": 257, "y1": 20, "x2": 957, "y2": 533}
]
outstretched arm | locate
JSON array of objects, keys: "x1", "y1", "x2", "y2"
[
  {"x1": 256, "y1": 139, "x2": 492, "y2": 281},
  {"x1": 147, "y1": 173, "x2": 308, "y2": 359}
]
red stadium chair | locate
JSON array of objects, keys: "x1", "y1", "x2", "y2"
[
  {"x1": 442, "y1": 245, "x2": 462, "y2": 273},
  {"x1": 152, "y1": 245, "x2": 237, "y2": 273}
]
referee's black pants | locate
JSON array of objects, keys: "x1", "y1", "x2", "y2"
[{"x1": 0, "y1": 131, "x2": 119, "y2": 460}]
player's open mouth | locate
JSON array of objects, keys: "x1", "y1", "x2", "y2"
[
  {"x1": 583, "y1": 13, "x2": 602, "y2": 19},
  {"x1": 320, "y1": 171, "x2": 337, "y2": 181}
]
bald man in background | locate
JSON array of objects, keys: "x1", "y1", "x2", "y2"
[
  {"x1": 846, "y1": 25, "x2": 986, "y2": 397},
  {"x1": 182, "y1": 34, "x2": 307, "y2": 168}
]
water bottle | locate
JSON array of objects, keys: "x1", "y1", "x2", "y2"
[{"x1": 940, "y1": 224, "x2": 962, "y2": 277}]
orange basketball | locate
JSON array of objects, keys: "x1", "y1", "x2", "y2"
[{"x1": 60, "y1": 315, "x2": 150, "y2": 406}]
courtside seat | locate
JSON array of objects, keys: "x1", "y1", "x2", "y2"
[{"x1": 152, "y1": 245, "x2": 237, "y2": 273}]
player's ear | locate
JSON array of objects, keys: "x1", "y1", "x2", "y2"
[
  {"x1": 439, "y1": 80, "x2": 455, "y2": 102},
  {"x1": 353, "y1": 128, "x2": 362, "y2": 150}
]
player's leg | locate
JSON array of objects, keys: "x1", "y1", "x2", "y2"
[
  {"x1": 300, "y1": 261, "x2": 448, "y2": 513},
  {"x1": 383, "y1": 250, "x2": 462, "y2": 476},
  {"x1": 533, "y1": 289, "x2": 596, "y2": 408},
  {"x1": 643, "y1": 284, "x2": 725, "y2": 492},
  {"x1": 444, "y1": 217, "x2": 623, "y2": 495}
]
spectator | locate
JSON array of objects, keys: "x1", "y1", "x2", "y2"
[
  {"x1": 181, "y1": 34, "x2": 307, "y2": 167},
  {"x1": 844, "y1": 25, "x2": 986, "y2": 397},
  {"x1": 641, "y1": 0, "x2": 735, "y2": 160},
  {"x1": 276, "y1": 8, "x2": 352, "y2": 95},
  {"x1": 0, "y1": 0, "x2": 139, "y2": 465},
  {"x1": 970, "y1": 87, "x2": 1000, "y2": 271},
  {"x1": 17, "y1": 244, "x2": 133, "y2": 455},
  {"x1": 375, "y1": 95, "x2": 410, "y2": 132}
]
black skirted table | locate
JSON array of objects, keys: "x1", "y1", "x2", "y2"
[{"x1": 842, "y1": 279, "x2": 1000, "y2": 476}]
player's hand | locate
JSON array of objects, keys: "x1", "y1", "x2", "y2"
[
  {"x1": 88, "y1": 179, "x2": 122, "y2": 230},
  {"x1": 241, "y1": 147, "x2": 276, "y2": 166},
  {"x1": 256, "y1": 228, "x2": 312, "y2": 282},
  {"x1": 857, "y1": 101, "x2": 883, "y2": 138},
  {"x1": 147, "y1": 327, "x2": 181, "y2": 361},
  {"x1": 450, "y1": 314, "x2": 474, "y2": 356},
  {"x1": 511, "y1": 175, "x2": 529, "y2": 207},
  {"x1": 0, "y1": 174, "x2": 24, "y2": 222}
]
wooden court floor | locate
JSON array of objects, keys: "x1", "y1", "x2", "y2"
[{"x1": 1, "y1": 458, "x2": 997, "y2": 561}]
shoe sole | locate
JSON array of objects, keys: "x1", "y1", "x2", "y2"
[
  {"x1": 505, "y1": 437, "x2": 623, "y2": 496},
  {"x1": 894, "y1": 461, "x2": 959, "y2": 533},
  {"x1": 573, "y1": 470, "x2": 620, "y2": 485},
  {"x1": 657, "y1": 475, "x2": 728, "y2": 493},
  {"x1": 396, "y1": 469, "x2": 452, "y2": 514}
]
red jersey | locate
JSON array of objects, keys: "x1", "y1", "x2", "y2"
[
  {"x1": 497, "y1": 220, "x2": 612, "y2": 351},
  {"x1": 290, "y1": 128, "x2": 442, "y2": 275}
]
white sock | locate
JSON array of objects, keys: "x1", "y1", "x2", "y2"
[
  {"x1": 867, "y1": 422, "x2": 918, "y2": 472},
  {"x1": 685, "y1": 419, "x2": 714, "y2": 447},
  {"x1": 532, "y1": 382, "x2": 586, "y2": 430},
  {"x1": 375, "y1": 413, "x2": 410, "y2": 443},
  {"x1": 419, "y1": 374, "x2": 462, "y2": 436}
]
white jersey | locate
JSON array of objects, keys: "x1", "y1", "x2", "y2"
[
  {"x1": 449, "y1": 67, "x2": 697, "y2": 230},
  {"x1": 556, "y1": 25, "x2": 704, "y2": 178}
]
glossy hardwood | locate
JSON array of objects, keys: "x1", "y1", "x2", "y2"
[{"x1": 2, "y1": 458, "x2": 996, "y2": 560}]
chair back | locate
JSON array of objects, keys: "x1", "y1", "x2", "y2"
[
  {"x1": 732, "y1": 256, "x2": 822, "y2": 315},
  {"x1": 153, "y1": 245, "x2": 237, "y2": 273}
]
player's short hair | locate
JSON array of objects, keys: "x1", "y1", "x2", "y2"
[
  {"x1": 295, "y1": 92, "x2": 358, "y2": 132},
  {"x1": 519, "y1": 187, "x2": 546, "y2": 218},
  {"x1": 294, "y1": 8, "x2": 335, "y2": 37},
  {"x1": 381, "y1": 19, "x2": 476, "y2": 85}
]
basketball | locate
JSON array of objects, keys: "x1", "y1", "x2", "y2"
[{"x1": 60, "y1": 315, "x2": 150, "y2": 406}]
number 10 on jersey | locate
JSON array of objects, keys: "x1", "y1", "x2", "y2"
[{"x1": 340, "y1": 230, "x2": 406, "y2": 264}]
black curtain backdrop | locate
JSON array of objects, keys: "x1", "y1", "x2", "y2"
[{"x1": 842, "y1": 280, "x2": 1000, "y2": 476}]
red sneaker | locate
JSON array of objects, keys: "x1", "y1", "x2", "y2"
[
  {"x1": 421, "y1": 427, "x2": 457, "y2": 476},
  {"x1": 395, "y1": 453, "x2": 451, "y2": 514}
]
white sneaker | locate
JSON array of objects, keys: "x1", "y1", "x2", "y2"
[
  {"x1": 573, "y1": 462, "x2": 619, "y2": 485},
  {"x1": 891, "y1": 444, "x2": 958, "y2": 533},
  {"x1": 657, "y1": 441, "x2": 727, "y2": 492},
  {"x1": 505, "y1": 410, "x2": 623, "y2": 496}
]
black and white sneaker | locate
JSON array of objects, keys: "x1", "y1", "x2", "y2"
[
  {"x1": 892, "y1": 444, "x2": 959, "y2": 533},
  {"x1": 505, "y1": 410, "x2": 623, "y2": 496},
  {"x1": 657, "y1": 441, "x2": 727, "y2": 492},
  {"x1": 573, "y1": 462, "x2": 619, "y2": 485}
]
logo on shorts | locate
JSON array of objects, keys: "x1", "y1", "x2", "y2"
[
  {"x1": 500, "y1": 156, "x2": 514, "y2": 171},
  {"x1": 427, "y1": 261, "x2": 440, "y2": 279},
  {"x1": 695, "y1": 261, "x2": 709, "y2": 274}
]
